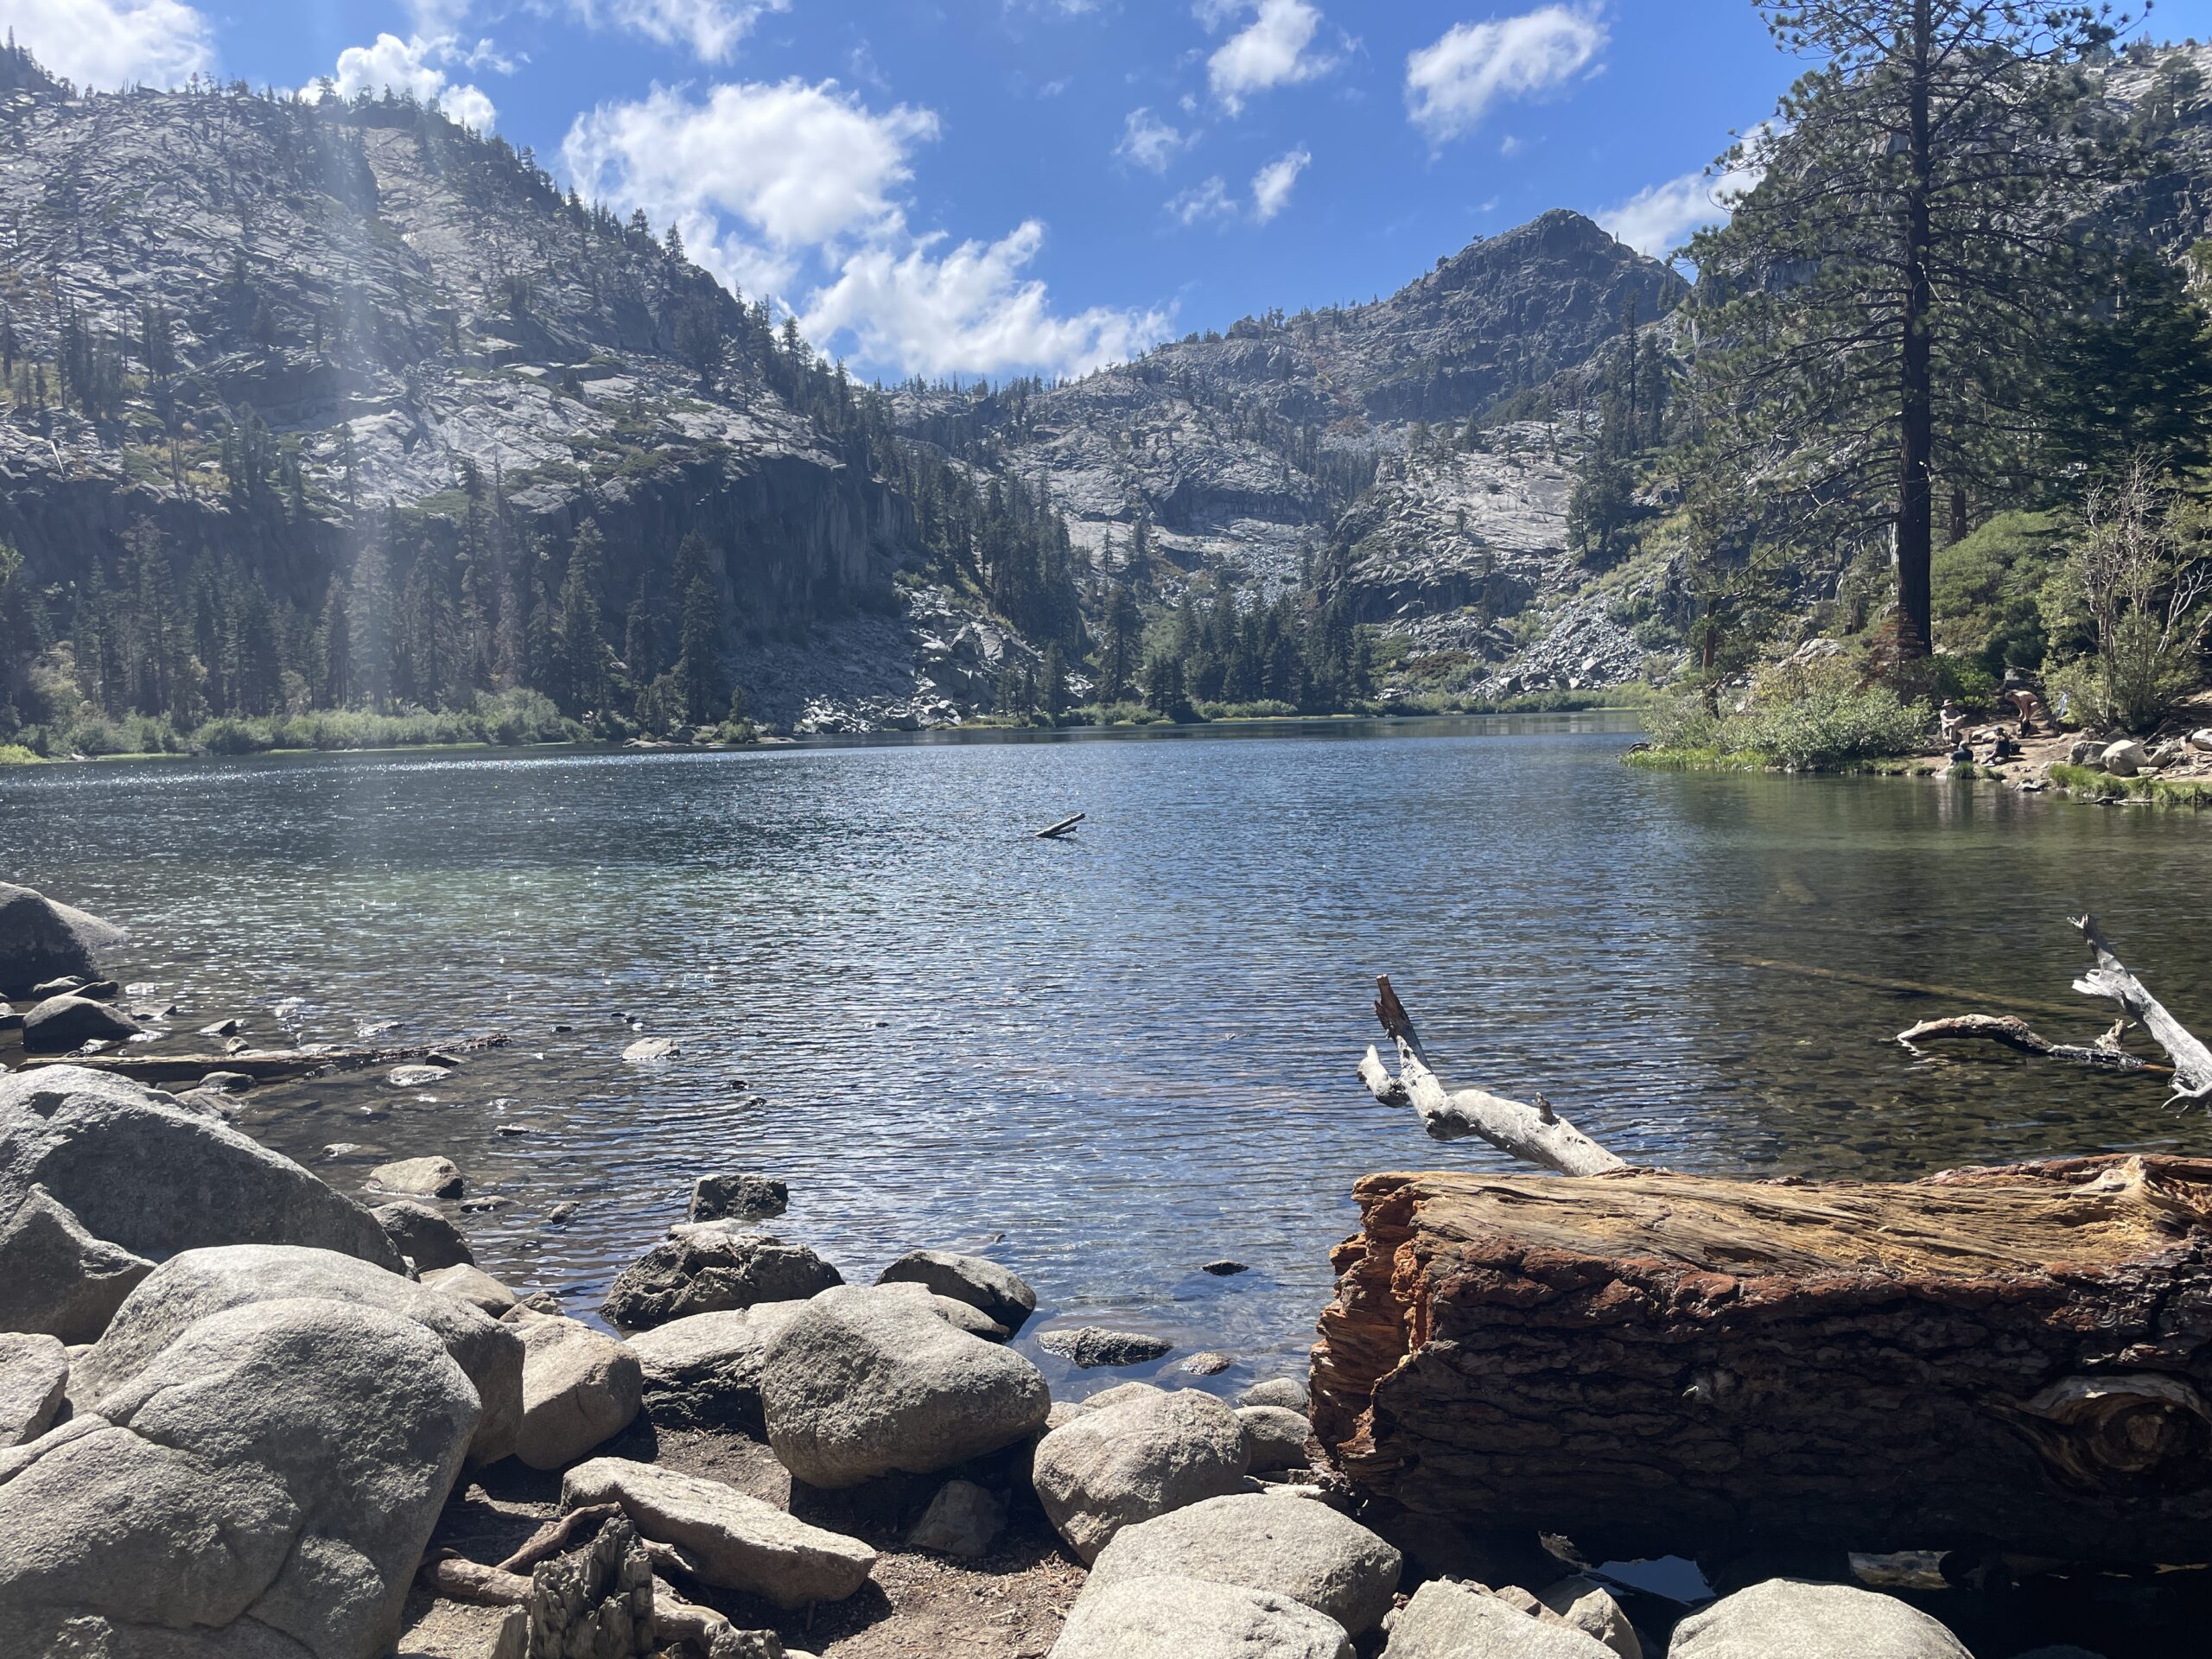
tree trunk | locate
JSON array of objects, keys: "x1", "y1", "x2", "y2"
[
  {"x1": 1897, "y1": 0, "x2": 1936, "y2": 658},
  {"x1": 1312, "y1": 1154, "x2": 2212, "y2": 1567}
]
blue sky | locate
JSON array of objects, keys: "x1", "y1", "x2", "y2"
[{"x1": 22, "y1": 1, "x2": 2212, "y2": 381}]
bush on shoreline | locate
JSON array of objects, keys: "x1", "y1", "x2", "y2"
[
  {"x1": 17, "y1": 688, "x2": 574, "y2": 760},
  {"x1": 1640, "y1": 655, "x2": 1931, "y2": 772}
]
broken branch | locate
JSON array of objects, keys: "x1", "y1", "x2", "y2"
[
  {"x1": 1897, "y1": 1014, "x2": 2157, "y2": 1074},
  {"x1": 1365, "y1": 976, "x2": 1626, "y2": 1177},
  {"x1": 2071, "y1": 914, "x2": 2212, "y2": 1106},
  {"x1": 1035, "y1": 812, "x2": 1085, "y2": 839}
]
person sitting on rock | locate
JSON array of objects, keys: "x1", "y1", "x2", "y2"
[{"x1": 1938, "y1": 699, "x2": 1966, "y2": 744}]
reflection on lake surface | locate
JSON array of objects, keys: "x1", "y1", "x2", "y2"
[{"x1": 3, "y1": 714, "x2": 2208, "y2": 1392}]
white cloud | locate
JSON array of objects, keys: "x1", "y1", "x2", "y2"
[
  {"x1": 801, "y1": 222, "x2": 1172, "y2": 378},
  {"x1": 1205, "y1": 0, "x2": 1338, "y2": 114},
  {"x1": 570, "y1": 0, "x2": 789, "y2": 64},
  {"x1": 9, "y1": 0, "x2": 213, "y2": 88},
  {"x1": 567, "y1": 79, "x2": 1168, "y2": 378},
  {"x1": 1168, "y1": 175, "x2": 1236, "y2": 227},
  {"x1": 318, "y1": 34, "x2": 499, "y2": 131},
  {"x1": 565, "y1": 79, "x2": 937, "y2": 251},
  {"x1": 1405, "y1": 5, "x2": 1605, "y2": 143},
  {"x1": 1598, "y1": 124, "x2": 1771, "y2": 258},
  {"x1": 1250, "y1": 145, "x2": 1309, "y2": 222},
  {"x1": 1116, "y1": 107, "x2": 1192, "y2": 174}
]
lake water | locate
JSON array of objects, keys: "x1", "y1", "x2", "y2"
[{"x1": 4, "y1": 715, "x2": 2209, "y2": 1396}]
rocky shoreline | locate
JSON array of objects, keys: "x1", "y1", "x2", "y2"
[{"x1": 0, "y1": 880, "x2": 2146, "y2": 1658}]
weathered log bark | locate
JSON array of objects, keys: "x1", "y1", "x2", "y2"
[
  {"x1": 1363, "y1": 977, "x2": 1625, "y2": 1177},
  {"x1": 1311, "y1": 1154, "x2": 2212, "y2": 1567},
  {"x1": 12, "y1": 1032, "x2": 507, "y2": 1084}
]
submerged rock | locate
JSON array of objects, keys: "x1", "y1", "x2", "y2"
[
  {"x1": 368, "y1": 1155, "x2": 465, "y2": 1198},
  {"x1": 1039, "y1": 1326, "x2": 1174, "y2": 1369},
  {"x1": 690, "y1": 1172, "x2": 789, "y2": 1223},
  {"x1": 1031, "y1": 1387, "x2": 1250, "y2": 1562},
  {"x1": 0, "y1": 1297, "x2": 478, "y2": 1659},
  {"x1": 875, "y1": 1249, "x2": 1037, "y2": 1334},
  {"x1": 0, "y1": 884, "x2": 124, "y2": 998},
  {"x1": 0, "y1": 1065, "x2": 401, "y2": 1340},
  {"x1": 1050, "y1": 1575, "x2": 1352, "y2": 1659},
  {"x1": 21, "y1": 994, "x2": 140, "y2": 1053},
  {"x1": 602, "y1": 1225, "x2": 842, "y2": 1331},
  {"x1": 760, "y1": 1284, "x2": 1051, "y2": 1489},
  {"x1": 563, "y1": 1457, "x2": 877, "y2": 1607}
]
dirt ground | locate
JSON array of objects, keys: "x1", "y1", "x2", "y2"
[{"x1": 397, "y1": 1419, "x2": 1087, "y2": 1659}]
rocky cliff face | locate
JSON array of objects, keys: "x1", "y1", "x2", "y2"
[{"x1": 0, "y1": 68, "x2": 914, "y2": 714}]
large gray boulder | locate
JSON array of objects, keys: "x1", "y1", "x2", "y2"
[
  {"x1": 1381, "y1": 1580, "x2": 1619, "y2": 1658},
  {"x1": 759, "y1": 1284, "x2": 1051, "y2": 1489},
  {"x1": 1031, "y1": 1387, "x2": 1251, "y2": 1562},
  {"x1": 563, "y1": 1457, "x2": 876, "y2": 1607},
  {"x1": 1669, "y1": 1580, "x2": 1973, "y2": 1659},
  {"x1": 876, "y1": 1249, "x2": 1038, "y2": 1334},
  {"x1": 20, "y1": 994, "x2": 140, "y2": 1053},
  {"x1": 0, "y1": 1333, "x2": 67, "y2": 1447},
  {"x1": 1050, "y1": 1574, "x2": 1352, "y2": 1659},
  {"x1": 0, "y1": 1067, "x2": 402, "y2": 1340},
  {"x1": 73, "y1": 1243, "x2": 524, "y2": 1465},
  {"x1": 511, "y1": 1310, "x2": 643, "y2": 1471},
  {"x1": 628, "y1": 1301, "x2": 811, "y2": 1433},
  {"x1": 1238, "y1": 1403, "x2": 1313, "y2": 1472},
  {"x1": 1083, "y1": 1492, "x2": 1402, "y2": 1635},
  {"x1": 602, "y1": 1224, "x2": 842, "y2": 1331},
  {"x1": 0, "y1": 1296, "x2": 478, "y2": 1659},
  {"x1": 0, "y1": 884, "x2": 124, "y2": 997}
]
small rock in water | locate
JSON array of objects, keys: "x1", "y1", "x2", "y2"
[
  {"x1": 492, "y1": 1122, "x2": 531, "y2": 1136},
  {"x1": 623, "y1": 1036, "x2": 680, "y2": 1063},
  {"x1": 222, "y1": 1036, "x2": 250, "y2": 1055},
  {"x1": 1180, "y1": 1351, "x2": 1234, "y2": 1376},
  {"x1": 358, "y1": 1020, "x2": 402, "y2": 1039},
  {"x1": 72, "y1": 980, "x2": 120, "y2": 1002},
  {"x1": 459, "y1": 1195, "x2": 509, "y2": 1213},
  {"x1": 367, "y1": 1155, "x2": 465, "y2": 1198},
  {"x1": 124, "y1": 982, "x2": 157, "y2": 997},
  {"x1": 1200, "y1": 1260, "x2": 1249, "y2": 1276},
  {"x1": 29, "y1": 976, "x2": 88, "y2": 998},
  {"x1": 195, "y1": 1071, "x2": 254, "y2": 1095},
  {"x1": 1039, "y1": 1327, "x2": 1175, "y2": 1369},
  {"x1": 22, "y1": 995, "x2": 142, "y2": 1053},
  {"x1": 547, "y1": 1201, "x2": 581, "y2": 1226},
  {"x1": 372, "y1": 1199, "x2": 474, "y2": 1271},
  {"x1": 551, "y1": 1022, "x2": 574, "y2": 1033},
  {"x1": 322, "y1": 1142, "x2": 374, "y2": 1160},
  {"x1": 386, "y1": 1065, "x2": 448, "y2": 1088},
  {"x1": 690, "y1": 1173, "x2": 789, "y2": 1223},
  {"x1": 197, "y1": 1018, "x2": 241, "y2": 1038}
]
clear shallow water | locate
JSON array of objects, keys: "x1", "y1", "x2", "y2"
[{"x1": 4, "y1": 715, "x2": 2209, "y2": 1396}]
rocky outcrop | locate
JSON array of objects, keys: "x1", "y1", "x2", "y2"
[
  {"x1": 602, "y1": 1225, "x2": 842, "y2": 1331},
  {"x1": 562, "y1": 1457, "x2": 877, "y2": 1608},
  {"x1": 1080, "y1": 1493, "x2": 1402, "y2": 1636},
  {"x1": 0, "y1": 1296, "x2": 479, "y2": 1659},
  {"x1": 758, "y1": 1284, "x2": 1051, "y2": 1489},
  {"x1": 0, "y1": 1066, "x2": 400, "y2": 1340},
  {"x1": 74, "y1": 1243, "x2": 523, "y2": 1465},
  {"x1": 0, "y1": 885, "x2": 124, "y2": 997},
  {"x1": 1031, "y1": 1387, "x2": 1251, "y2": 1563}
]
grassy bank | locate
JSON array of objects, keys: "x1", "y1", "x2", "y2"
[
  {"x1": 2049, "y1": 762, "x2": 2212, "y2": 806},
  {"x1": 967, "y1": 688, "x2": 1646, "y2": 731}
]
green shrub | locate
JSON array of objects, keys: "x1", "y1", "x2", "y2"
[
  {"x1": 0, "y1": 743, "x2": 41, "y2": 765},
  {"x1": 1639, "y1": 655, "x2": 1930, "y2": 770}
]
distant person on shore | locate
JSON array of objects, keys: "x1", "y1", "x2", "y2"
[{"x1": 1938, "y1": 698, "x2": 1966, "y2": 744}]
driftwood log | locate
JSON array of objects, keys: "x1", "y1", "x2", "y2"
[
  {"x1": 1329, "y1": 926, "x2": 2212, "y2": 1567},
  {"x1": 1311, "y1": 1154, "x2": 2212, "y2": 1566}
]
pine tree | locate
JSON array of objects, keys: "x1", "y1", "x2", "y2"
[
  {"x1": 1691, "y1": 1, "x2": 2138, "y2": 658},
  {"x1": 677, "y1": 573, "x2": 724, "y2": 723},
  {"x1": 556, "y1": 521, "x2": 611, "y2": 718}
]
